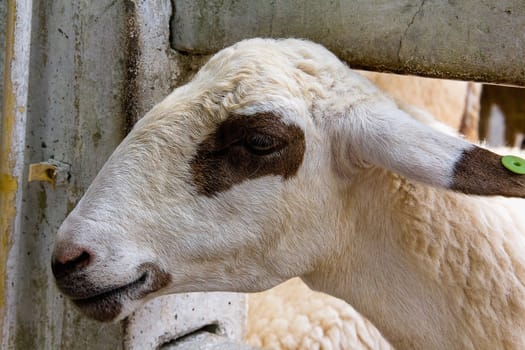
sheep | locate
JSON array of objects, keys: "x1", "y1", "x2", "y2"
[{"x1": 51, "y1": 38, "x2": 525, "y2": 350}]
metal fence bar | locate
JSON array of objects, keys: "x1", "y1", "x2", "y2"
[{"x1": 1, "y1": 1, "x2": 32, "y2": 347}]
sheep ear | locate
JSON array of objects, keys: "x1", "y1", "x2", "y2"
[{"x1": 339, "y1": 105, "x2": 525, "y2": 198}]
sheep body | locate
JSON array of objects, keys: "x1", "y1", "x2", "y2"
[
  {"x1": 304, "y1": 157, "x2": 525, "y2": 349},
  {"x1": 246, "y1": 278, "x2": 392, "y2": 350}
]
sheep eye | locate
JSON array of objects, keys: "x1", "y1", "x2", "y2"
[{"x1": 244, "y1": 133, "x2": 282, "y2": 155}]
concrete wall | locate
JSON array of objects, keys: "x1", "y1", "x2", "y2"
[{"x1": 172, "y1": 0, "x2": 525, "y2": 86}]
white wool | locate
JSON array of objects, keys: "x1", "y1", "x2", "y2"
[{"x1": 246, "y1": 278, "x2": 392, "y2": 350}]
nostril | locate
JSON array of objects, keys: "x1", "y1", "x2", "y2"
[{"x1": 52, "y1": 250, "x2": 92, "y2": 279}]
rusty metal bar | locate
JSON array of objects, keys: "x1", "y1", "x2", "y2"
[{"x1": 0, "y1": 0, "x2": 32, "y2": 347}]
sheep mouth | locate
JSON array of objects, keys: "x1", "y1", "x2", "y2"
[
  {"x1": 70, "y1": 263, "x2": 171, "y2": 322},
  {"x1": 70, "y1": 272, "x2": 146, "y2": 322}
]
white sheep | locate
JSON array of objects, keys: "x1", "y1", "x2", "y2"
[{"x1": 51, "y1": 38, "x2": 525, "y2": 349}]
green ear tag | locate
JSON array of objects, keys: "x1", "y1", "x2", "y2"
[{"x1": 502, "y1": 155, "x2": 525, "y2": 175}]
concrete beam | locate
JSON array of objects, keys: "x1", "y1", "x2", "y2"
[{"x1": 171, "y1": 0, "x2": 525, "y2": 86}]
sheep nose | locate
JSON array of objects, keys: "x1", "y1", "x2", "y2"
[{"x1": 51, "y1": 243, "x2": 92, "y2": 279}]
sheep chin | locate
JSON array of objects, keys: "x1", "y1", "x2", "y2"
[{"x1": 71, "y1": 263, "x2": 171, "y2": 322}]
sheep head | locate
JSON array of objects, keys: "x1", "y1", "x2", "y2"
[{"x1": 51, "y1": 38, "x2": 525, "y2": 322}]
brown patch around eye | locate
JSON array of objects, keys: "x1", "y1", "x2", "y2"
[{"x1": 190, "y1": 113, "x2": 306, "y2": 196}]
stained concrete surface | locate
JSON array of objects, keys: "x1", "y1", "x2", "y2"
[{"x1": 172, "y1": 0, "x2": 525, "y2": 86}]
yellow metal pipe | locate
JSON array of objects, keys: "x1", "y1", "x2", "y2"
[{"x1": 0, "y1": 0, "x2": 19, "y2": 334}]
